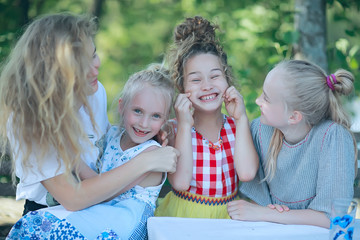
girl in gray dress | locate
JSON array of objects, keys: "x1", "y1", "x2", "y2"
[{"x1": 228, "y1": 59, "x2": 357, "y2": 228}]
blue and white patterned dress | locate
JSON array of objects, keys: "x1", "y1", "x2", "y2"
[{"x1": 7, "y1": 126, "x2": 166, "y2": 240}]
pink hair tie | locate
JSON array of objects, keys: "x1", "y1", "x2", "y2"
[{"x1": 326, "y1": 74, "x2": 337, "y2": 91}]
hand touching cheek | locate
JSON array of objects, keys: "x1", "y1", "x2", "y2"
[
  {"x1": 174, "y1": 93, "x2": 194, "y2": 128},
  {"x1": 223, "y1": 86, "x2": 246, "y2": 121}
]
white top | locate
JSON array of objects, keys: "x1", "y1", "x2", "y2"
[
  {"x1": 10, "y1": 82, "x2": 110, "y2": 205},
  {"x1": 100, "y1": 126, "x2": 165, "y2": 209}
]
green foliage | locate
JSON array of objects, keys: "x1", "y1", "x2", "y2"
[
  {"x1": 327, "y1": 2, "x2": 360, "y2": 97},
  {"x1": 0, "y1": 0, "x2": 359, "y2": 124}
]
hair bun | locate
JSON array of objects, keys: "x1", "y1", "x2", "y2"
[{"x1": 173, "y1": 16, "x2": 217, "y2": 44}]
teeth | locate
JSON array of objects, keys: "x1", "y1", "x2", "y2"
[
  {"x1": 200, "y1": 94, "x2": 216, "y2": 100},
  {"x1": 134, "y1": 128, "x2": 149, "y2": 134}
]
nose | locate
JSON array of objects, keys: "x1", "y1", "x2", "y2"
[
  {"x1": 139, "y1": 115, "x2": 149, "y2": 128},
  {"x1": 89, "y1": 55, "x2": 100, "y2": 77},
  {"x1": 255, "y1": 94, "x2": 263, "y2": 106},
  {"x1": 201, "y1": 78, "x2": 213, "y2": 91}
]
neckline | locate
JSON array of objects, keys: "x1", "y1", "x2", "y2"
[
  {"x1": 283, "y1": 128, "x2": 311, "y2": 147},
  {"x1": 192, "y1": 115, "x2": 226, "y2": 150}
]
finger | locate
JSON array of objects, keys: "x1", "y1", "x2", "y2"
[
  {"x1": 174, "y1": 94, "x2": 189, "y2": 106},
  {"x1": 161, "y1": 138, "x2": 168, "y2": 147},
  {"x1": 282, "y1": 205, "x2": 290, "y2": 211},
  {"x1": 273, "y1": 204, "x2": 284, "y2": 212},
  {"x1": 175, "y1": 96, "x2": 192, "y2": 111},
  {"x1": 267, "y1": 204, "x2": 276, "y2": 209}
]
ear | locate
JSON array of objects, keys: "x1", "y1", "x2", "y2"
[
  {"x1": 288, "y1": 111, "x2": 303, "y2": 125},
  {"x1": 118, "y1": 98, "x2": 123, "y2": 113}
]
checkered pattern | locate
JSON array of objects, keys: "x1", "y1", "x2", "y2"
[{"x1": 173, "y1": 115, "x2": 238, "y2": 198}]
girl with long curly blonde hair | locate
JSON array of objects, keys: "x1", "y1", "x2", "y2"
[{"x1": 2, "y1": 13, "x2": 178, "y2": 239}]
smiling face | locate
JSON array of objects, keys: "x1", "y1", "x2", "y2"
[
  {"x1": 255, "y1": 67, "x2": 291, "y2": 129},
  {"x1": 183, "y1": 53, "x2": 229, "y2": 113},
  {"x1": 120, "y1": 86, "x2": 167, "y2": 150}
]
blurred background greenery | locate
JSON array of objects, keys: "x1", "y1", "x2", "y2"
[{"x1": 0, "y1": 0, "x2": 359, "y2": 123}]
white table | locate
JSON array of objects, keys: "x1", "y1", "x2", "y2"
[{"x1": 148, "y1": 217, "x2": 360, "y2": 240}]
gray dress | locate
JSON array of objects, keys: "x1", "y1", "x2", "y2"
[{"x1": 240, "y1": 118, "x2": 355, "y2": 217}]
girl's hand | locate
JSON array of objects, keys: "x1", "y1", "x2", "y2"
[
  {"x1": 223, "y1": 86, "x2": 246, "y2": 121},
  {"x1": 145, "y1": 146, "x2": 179, "y2": 174},
  {"x1": 156, "y1": 129, "x2": 168, "y2": 147},
  {"x1": 174, "y1": 93, "x2": 194, "y2": 128},
  {"x1": 227, "y1": 199, "x2": 265, "y2": 221},
  {"x1": 267, "y1": 204, "x2": 290, "y2": 213}
]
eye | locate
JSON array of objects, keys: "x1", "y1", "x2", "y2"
[
  {"x1": 152, "y1": 113, "x2": 162, "y2": 119},
  {"x1": 191, "y1": 79, "x2": 200, "y2": 82},
  {"x1": 133, "y1": 109, "x2": 142, "y2": 114},
  {"x1": 263, "y1": 94, "x2": 269, "y2": 103},
  {"x1": 211, "y1": 74, "x2": 220, "y2": 79},
  {"x1": 93, "y1": 52, "x2": 98, "y2": 59}
]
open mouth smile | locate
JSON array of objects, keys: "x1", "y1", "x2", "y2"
[
  {"x1": 199, "y1": 93, "x2": 218, "y2": 101},
  {"x1": 133, "y1": 127, "x2": 150, "y2": 137}
]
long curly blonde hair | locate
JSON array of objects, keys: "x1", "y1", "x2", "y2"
[{"x1": 0, "y1": 13, "x2": 98, "y2": 183}]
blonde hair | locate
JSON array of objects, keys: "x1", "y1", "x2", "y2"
[
  {"x1": 264, "y1": 59, "x2": 357, "y2": 181},
  {"x1": 118, "y1": 63, "x2": 175, "y2": 127},
  {"x1": 166, "y1": 16, "x2": 234, "y2": 93},
  {"x1": 0, "y1": 13, "x2": 98, "y2": 183}
]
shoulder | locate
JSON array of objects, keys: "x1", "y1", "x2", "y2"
[
  {"x1": 107, "y1": 125, "x2": 121, "y2": 135},
  {"x1": 86, "y1": 81, "x2": 107, "y2": 110},
  {"x1": 94, "y1": 81, "x2": 107, "y2": 99},
  {"x1": 126, "y1": 139, "x2": 161, "y2": 158},
  {"x1": 142, "y1": 143, "x2": 161, "y2": 153},
  {"x1": 105, "y1": 125, "x2": 122, "y2": 140},
  {"x1": 313, "y1": 120, "x2": 353, "y2": 141},
  {"x1": 250, "y1": 117, "x2": 274, "y2": 139},
  {"x1": 312, "y1": 120, "x2": 354, "y2": 150},
  {"x1": 223, "y1": 115, "x2": 236, "y2": 135},
  {"x1": 224, "y1": 115, "x2": 235, "y2": 126},
  {"x1": 250, "y1": 117, "x2": 261, "y2": 130},
  {"x1": 142, "y1": 139, "x2": 161, "y2": 149}
]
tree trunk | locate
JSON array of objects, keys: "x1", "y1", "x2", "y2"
[
  {"x1": 91, "y1": 0, "x2": 105, "y2": 20},
  {"x1": 19, "y1": 0, "x2": 29, "y2": 25},
  {"x1": 294, "y1": 0, "x2": 328, "y2": 71}
]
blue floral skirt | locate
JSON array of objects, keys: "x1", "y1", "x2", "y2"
[{"x1": 6, "y1": 199, "x2": 153, "y2": 240}]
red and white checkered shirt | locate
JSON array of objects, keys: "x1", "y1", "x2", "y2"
[{"x1": 172, "y1": 115, "x2": 238, "y2": 198}]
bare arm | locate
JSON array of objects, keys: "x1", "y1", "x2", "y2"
[
  {"x1": 168, "y1": 93, "x2": 193, "y2": 191},
  {"x1": 78, "y1": 160, "x2": 98, "y2": 180},
  {"x1": 227, "y1": 200, "x2": 329, "y2": 228},
  {"x1": 224, "y1": 86, "x2": 259, "y2": 181},
  {"x1": 77, "y1": 158, "x2": 150, "y2": 201},
  {"x1": 42, "y1": 146, "x2": 179, "y2": 211}
]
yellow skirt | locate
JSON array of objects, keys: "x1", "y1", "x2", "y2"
[{"x1": 155, "y1": 189, "x2": 239, "y2": 219}]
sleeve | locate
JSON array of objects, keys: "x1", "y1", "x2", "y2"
[
  {"x1": 308, "y1": 124, "x2": 355, "y2": 218},
  {"x1": 239, "y1": 118, "x2": 272, "y2": 206},
  {"x1": 12, "y1": 139, "x2": 64, "y2": 204}
]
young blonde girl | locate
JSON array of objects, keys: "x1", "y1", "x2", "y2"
[
  {"x1": 33, "y1": 64, "x2": 175, "y2": 240},
  {"x1": 155, "y1": 16, "x2": 259, "y2": 219},
  {"x1": 1, "y1": 13, "x2": 178, "y2": 239},
  {"x1": 229, "y1": 59, "x2": 357, "y2": 228}
]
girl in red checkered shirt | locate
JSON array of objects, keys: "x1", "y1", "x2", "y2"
[{"x1": 155, "y1": 16, "x2": 259, "y2": 219}]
